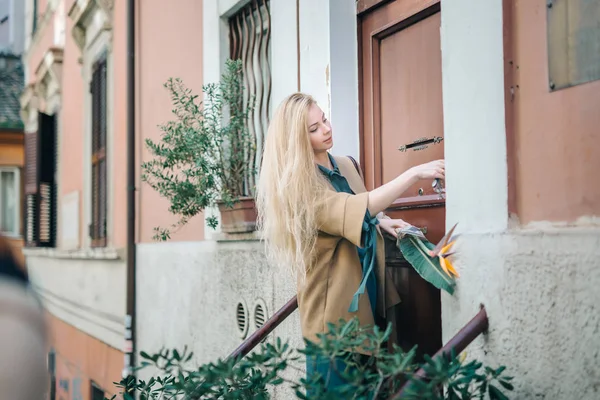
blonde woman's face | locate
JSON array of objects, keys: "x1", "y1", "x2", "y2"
[{"x1": 307, "y1": 103, "x2": 333, "y2": 152}]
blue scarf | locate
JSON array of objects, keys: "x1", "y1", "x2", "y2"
[{"x1": 318, "y1": 154, "x2": 378, "y2": 315}]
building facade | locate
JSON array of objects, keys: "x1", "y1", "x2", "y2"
[
  {"x1": 0, "y1": 0, "x2": 25, "y2": 264},
  {"x1": 138, "y1": 0, "x2": 600, "y2": 399},
  {"x1": 19, "y1": 0, "x2": 600, "y2": 399},
  {"x1": 21, "y1": 0, "x2": 127, "y2": 398},
  {"x1": 0, "y1": 53, "x2": 24, "y2": 261}
]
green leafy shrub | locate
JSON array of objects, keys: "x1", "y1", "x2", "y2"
[
  {"x1": 141, "y1": 59, "x2": 256, "y2": 241},
  {"x1": 109, "y1": 319, "x2": 513, "y2": 399}
]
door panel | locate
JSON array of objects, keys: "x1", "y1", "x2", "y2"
[
  {"x1": 359, "y1": 0, "x2": 444, "y2": 357},
  {"x1": 380, "y1": 13, "x2": 444, "y2": 200}
]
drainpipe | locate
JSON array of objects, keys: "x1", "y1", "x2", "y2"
[{"x1": 123, "y1": 0, "x2": 137, "y2": 379}]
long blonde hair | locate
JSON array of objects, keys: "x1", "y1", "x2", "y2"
[{"x1": 257, "y1": 93, "x2": 328, "y2": 275}]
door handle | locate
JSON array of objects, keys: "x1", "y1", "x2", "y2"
[{"x1": 398, "y1": 136, "x2": 443, "y2": 152}]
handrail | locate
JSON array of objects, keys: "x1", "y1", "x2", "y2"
[
  {"x1": 391, "y1": 306, "x2": 489, "y2": 399},
  {"x1": 227, "y1": 296, "x2": 298, "y2": 362},
  {"x1": 224, "y1": 297, "x2": 489, "y2": 400}
]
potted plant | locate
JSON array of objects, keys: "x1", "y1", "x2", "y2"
[{"x1": 141, "y1": 59, "x2": 258, "y2": 240}]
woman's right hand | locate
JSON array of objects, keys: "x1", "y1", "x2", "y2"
[
  {"x1": 367, "y1": 159, "x2": 445, "y2": 216},
  {"x1": 410, "y1": 159, "x2": 445, "y2": 180}
]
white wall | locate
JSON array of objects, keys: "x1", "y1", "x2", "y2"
[
  {"x1": 328, "y1": 0, "x2": 360, "y2": 160},
  {"x1": 136, "y1": 240, "x2": 303, "y2": 399},
  {"x1": 441, "y1": 0, "x2": 508, "y2": 234},
  {"x1": 269, "y1": 0, "x2": 298, "y2": 108},
  {"x1": 440, "y1": 1, "x2": 600, "y2": 398},
  {"x1": 25, "y1": 252, "x2": 126, "y2": 349},
  {"x1": 297, "y1": 0, "x2": 360, "y2": 160}
]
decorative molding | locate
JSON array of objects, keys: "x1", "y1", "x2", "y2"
[
  {"x1": 19, "y1": 84, "x2": 38, "y2": 132},
  {"x1": 34, "y1": 48, "x2": 64, "y2": 100},
  {"x1": 19, "y1": 48, "x2": 64, "y2": 127},
  {"x1": 21, "y1": 246, "x2": 123, "y2": 260},
  {"x1": 68, "y1": 0, "x2": 113, "y2": 53}
]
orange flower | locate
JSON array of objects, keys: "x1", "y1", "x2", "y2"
[{"x1": 430, "y1": 223, "x2": 460, "y2": 278}]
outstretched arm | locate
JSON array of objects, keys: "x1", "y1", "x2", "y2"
[
  {"x1": 316, "y1": 159, "x2": 445, "y2": 245},
  {"x1": 367, "y1": 159, "x2": 445, "y2": 215}
]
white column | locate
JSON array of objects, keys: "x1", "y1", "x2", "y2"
[
  {"x1": 201, "y1": 0, "x2": 232, "y2": 237},
  {"x1": 298, "y1": 0, "x2": 331, "y2": 109},
  {"x1": 269, "y1": 0, "x2": 299, "y2": 111},
  {"x1": 329, "y1": 0, "x2": 360, "y2": 161},
  {"x1": 296, "y1": 0, "x2": 359, "y2": 160},
  {"x1": 440, "y1": 0, "x2": 508, "y2": 233}
]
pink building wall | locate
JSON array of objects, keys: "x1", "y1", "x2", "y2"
[
  {"x1": 111, "y1": 0, "x2": 128, "y2": 248},
  {"x1": 26, "y1": 13, "x2": 55, "y2": 82},
  {"x1": 136, "y1": 0, "x2": 205, "y2": 243},
  {"x1": 59, "y1": 13, "x2": 84, "y2": 245},
  {"x1": 505, "y1": 0, "x2": 600, "y2": 225}
]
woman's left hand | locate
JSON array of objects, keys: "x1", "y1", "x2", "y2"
[{"x1": 378, "y1": 217, "x2": 411, "y2": 238}]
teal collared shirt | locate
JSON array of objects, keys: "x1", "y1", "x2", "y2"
[{"x1": 318, "y1": 154, "x2": 378, "y2": 316}]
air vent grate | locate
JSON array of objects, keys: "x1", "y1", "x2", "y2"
[
  {"x1": 254, "y1": 303, "x2": 265, "y2": 329},
  {"x1": 253, "y1": 298, "x2": 268, "y2": 332},
  {"x1": 236, "y1": 301, "x2": 249, "y2": 339}
]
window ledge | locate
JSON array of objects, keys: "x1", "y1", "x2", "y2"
[
  {"x1": 21, "y1": 246, "x2": 123, "y2": 260},
  {"x1": 212, "y1": 231, "x2": 262, "y2": 242},
  {"x1": 0, "y1": 233, "x2": 22, "y2": 240}
]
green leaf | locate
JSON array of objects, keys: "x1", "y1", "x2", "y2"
[
  {"x1": 398, "y1": 237, "x2": 455, "y2": 294},
  {"x1": 488, "y1": 384, "x2": 509, "y2": 400},
  {"x1": 495, "y1": 365, "x2": 507, "y2": 376},
  {"x1": 499, "y1": 380, "x2": 514, "y2": 391}
]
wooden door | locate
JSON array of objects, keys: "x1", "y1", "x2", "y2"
[{"x1": 358, "y1": 0, "x2": 444, "y2": 357}]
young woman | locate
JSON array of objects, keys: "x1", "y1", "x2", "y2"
[{"x1": 257, "y1": 93, "x2": 445, "y2": 392}]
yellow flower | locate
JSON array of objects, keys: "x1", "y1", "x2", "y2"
[{"x1": 431, "y1": 223, "x2": 460, "y2": 278}]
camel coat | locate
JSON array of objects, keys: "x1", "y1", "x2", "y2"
[{"x1": 297, "y1": 155, "x2": 401, "y2": 352}]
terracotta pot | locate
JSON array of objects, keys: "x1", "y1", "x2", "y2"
[{"x1": 217, "y1": 197, "x2": 258, "y2": 233}]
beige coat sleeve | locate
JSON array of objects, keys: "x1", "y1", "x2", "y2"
[{"x1": 316, "y1": 190, "x2": 370, "y2": 247}]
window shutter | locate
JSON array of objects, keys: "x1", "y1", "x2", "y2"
[
  {"x1": 24, "y1": 113, "x2": 57, "y2": 247},
  {"x1": 24, "y1": 131, "x2": 39, "y2": 246},
  {"x1": 38, "y1": 113, "x2": 57, "y2": 247},
  {"x1": 90, "y1": 57, "x2": 107, "y2": 247}
]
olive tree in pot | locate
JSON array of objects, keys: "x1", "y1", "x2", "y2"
[{"x1": 141, "y1": 59, "x2": 258, "y2": 240}]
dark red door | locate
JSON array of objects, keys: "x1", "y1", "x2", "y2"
[{"x1": 358, "y1": 0, "x2": 444, "y2": 357}]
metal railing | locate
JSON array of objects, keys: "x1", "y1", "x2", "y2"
[
  {"x1": 392, "y1": 306, "x2": 489, "y2": 399},
  {"x1": 227, "y1": 297, "x2": 489, "y2": 399},
  {"x1": 227, "y1": 296, "x2": 298, "y2": 362}
]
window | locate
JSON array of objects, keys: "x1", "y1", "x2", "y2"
[
  {"x1": 89, "y1": 55, "x2": 107, "y2": 247},
  {"x1": 0, "y1": 167, "x2": 20, "y2": 236},
  {"x1": 228, "y1": 0, "x2": 271, "y2": 190},
  {"x1": 24, "y1": 113, "x2": 57, "y2": 247}
]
